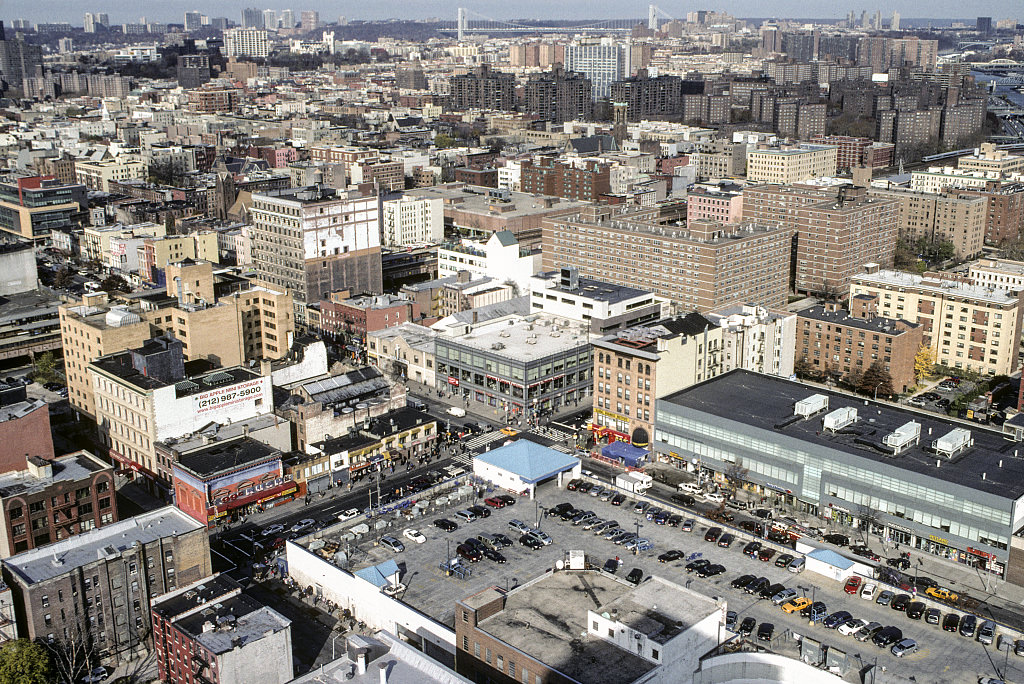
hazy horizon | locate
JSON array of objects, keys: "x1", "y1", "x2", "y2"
[{"x1": 5, "y1": 1, "x2": 1021, "y2": 26}]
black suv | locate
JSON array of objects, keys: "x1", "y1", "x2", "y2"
[{"x1": 625, "y1": 568, "x2": 644, "y2": 585}]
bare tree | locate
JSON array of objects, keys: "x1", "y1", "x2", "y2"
[
  {"x1": 723, "y1": 460, "x2": 749, "y2": 500},
  {"x1": 43, "y1": 626, "x2": 98, "y2": 684},
  {"x1": 856, "y1": 503, "x2": 879, "y2": 544}
]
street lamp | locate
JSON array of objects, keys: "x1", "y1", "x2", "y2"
[{"x1": 874, "y1": 382, "x2": 884, "y2": 401}]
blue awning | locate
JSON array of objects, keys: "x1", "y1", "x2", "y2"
[{"x1": 601, "y1": 441, "x2": 649, "y2": 468}]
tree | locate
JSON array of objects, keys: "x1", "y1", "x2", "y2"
[
  {"x1": 53, "y1": 265, "x2": 75, "y2": 289},
  {"x1": 793, "y1": 356, "x2": 815, "y2": 379},
  {"x1": 723, "y1": 460, "x2": 749, "y2": 499},
  {"x1": 859, "y1": 361, "x2": 894, "y2": 398},
  {"x1": 100, "y1": 274, "x2": 129, "y2": 293},
  {"x1": 914, "y1": 345, "x2": 935, "y2": 382},
  {"x1": 433, "y1": 133, "x2": 456, "y2": 149},
  {"x1": 30, "y1": 352, "x2": 60, "y2": 385},
  {"x1": 0, "y1": 639, "x2": 52, "y2": 684}
]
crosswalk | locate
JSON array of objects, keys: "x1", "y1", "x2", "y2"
[
  {"x1": 462, "y1": 430, "x2": 510, "y2": 452},
  {"x1": 532, "y1": 425, "x2": 574, "y2": 443}
]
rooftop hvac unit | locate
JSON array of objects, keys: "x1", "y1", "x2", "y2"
[
  {"x1": 794, "y1": 394, "x2": 828, "y2": 419},
  {"x1": 932, "y1": 427, "x2": 973, "y2": 459},
  {"x1": 822, "y1": 407, "x2": 858, "y2": 432},
  {"x1": 883, "y1": 421, "x2": 921, "y2": 454}
]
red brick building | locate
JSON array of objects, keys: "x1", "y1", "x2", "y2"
[
  {"x1": 959, "y1": 181, "x2": 1024, "y2": 245},
  {"x1": 520, "y1": 156, "x2": 612, "y2": 203},
  {"x1": 454, "y1": 167, "x2": 499, "y2": 188},
  {"x1": 0, "y1": 399, "x2": 53, "y2": 474},
  {"x1": 796, "y1": 297, "x2": 923, "y2": 393},
  {"x1": 170, "y1": 438, "x2": 299, "y2": 527},
  {"x1": 315, "y1": 292, "x2": 421, "y2": 342},
  {"x1": 810, "y1": 135, "x2": 895, "y2": 171}
]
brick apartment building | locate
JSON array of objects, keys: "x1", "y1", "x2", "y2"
[
  {"x1": 152, "y1": 574, "x2": 293, "y2": 684},
  {"x1": 868, "y1": 187, "x2": 987, "y2": 260},
  {"x1": 742, "y1": 182, "x2": 899, "y2": 296},
  {"x1": 520, "y1": 157, "x2": 612, "y2": 203},
  {"x1": 449, "y1": 65, "x2": 517, "y2": 111},
  {"x1": 796, "y1": 298, "x2": 924, "y2": 393},
  {"x1": 2, "y1": 506, "x2": 210, "y2": 658},
  {"x1": 810, "y1": 135, "x2": 895, "y2": 171},
  {"x1": 959, "y1": 181, "x2": 1024, "y2": 245},
  {"x1": 313, "y1": 292, "x2": 421, "y2": 342},
  {"x1": 542, "y1": 205, "x2": 792, "y2": 312},
  {"x1": 523, "y1": 66, "x2": 593, "y2": 123}
]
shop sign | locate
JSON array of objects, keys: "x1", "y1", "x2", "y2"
[
  {"x1": 928, "y1": 534, "x2": 949, "y2": 545},
  {"x1": 967, "y1": 546, "x2": 996, "y2": 560},
  {"x1": 212, "y1": 475, "x2": 293, "y2": 504},
  {"x1": 447, "y1": 376, "x2": 459, "y2": 386}
]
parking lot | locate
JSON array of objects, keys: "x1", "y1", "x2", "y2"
[{"x1": 336, "y1": 479, "x2": 1021, "y2": 683}]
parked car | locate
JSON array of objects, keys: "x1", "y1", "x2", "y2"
[
  {"x1": 610, "y1": 494, "x2": 626, "y2": 506},
  {"x1": 527, "y1": 529, "x2": 553, "y2": 546},
  {"x1": 872, "y1": 626, "x2": 903, "y2": 648},
  {"x1": 738, "y1": 617, "x2": 756, "y2": 637},
  {"x1": 625, "y1": 568, "x2": 644, "y2": 585},
  {"x1": 496, "y1": 494, "x2": 516, "y2": 506},
  {"x1": 603, "y1": 557, "x2": 621, "y2": 574},
  {"x1": 758, "y1": 547, "x2": 776, "y2": 562},
  {"x1": 519, "y1": 534, "x2": 543, "y2": 550},
  {"x1": 925, "y1": 608, "x2": 942, "y2": 625},
  {"x1": 704, "y1": 527, "x2": 723, "y2": 543},
  {"x1": 771, "y1": 588, "x2": 798, "y2": 605},
  {"x1": 943, "y1": 613, "x2": 961, "y2": 632},
  {"x1": 855, "y1": 622, "x2": 884, "y2": 642},
  {"x1": 757, "y1": 623, "x2": 775, "y2": 642},
  {"x1": 566, "y1": 478, "x2": 582, "y2": 490},
  {"x1": 891, "y1": 638, "x2": 918, "y2": 657},
  {"x1": 823, "y1": 533, "x2": 850, "y2": 547},
  {"x1": 838, "y1": 618, "x2": 869, "y2": 636},
  {"x1": 725, "y1": 611, "x2": 738, "y2": 632},
  {"x1": 507, "y1": 519, "x2": 531, "y2": 535},
  {"x1": 484, "y1": 497, "x2": 507, "y2": 508},
  {"x1": 860, "y1": 583, "x2": 877, "y2": 601},
  {"x1": 456, "y1": 543, "x2": 482, "y2": 561},
  {"x1": 717, "y1": 533, "x2": 735, "y2": 548},
  {"x1": 775, "y1": 553, "x2": 794, "y2": 568},
  {"x1": 844, "y1": 576, "x2": 863, "y2": 594},
  {"x1": 960, "y1": 614, "x2": 978, "y2": 638},
  {"x1": 732, "y1": 574, "x2": 756, "y2": 590},
  {"x1": 455, "y1": 510, "x2": 477, "y2": 523},
  {"x1": 625, "y1": 538, "x2": 654, "y2": 553},
  {"x1": 685, "y1": 559, "x2": 710, "y2": 573},
  {"x1": 891, "y1": 594, "x2": 912, "y2": 612},
  {"x1": 743, "y1": 541, "x2": 762, "y2": 557},
  {"x1": 379, "y1": 535, "x2": 405, "y2": 553},
  {"x1": 925, "y1": 586, "x2": 959, "y2": 603},
  {"x1": 906, "y1": 602, "x2": 926, "y2": 620},
  {"x1": 978, "y1": 620, "x2": 997, "y2": 645},
  {"x1": 746, "y1": 577, "x2": 771, "y2": 596},
  {"x1": 760, "y1": 582, "x2": 786, "y2": 601},
  {"x1": 782, "y1": 597, "x2": 812, "y2": 614},
  {"x1": 876, "y1": 590, "x2": 895, "y2": 607},
  {"x1": 681, "y1": 519, "x2": 696, "y2": 532},
  {"x1": 787, "y1": 557, "x2": 805, "y2": 573},
  {"x1": 823, "y1": 611, "x2": 853, "y2": 629},
  {"x1": 1014, "y1": 639, "x2": 1024, "y2": 656},
  {"x1": 434, "y1": 518, "x2": 459, "y2": 532},
  {"x1": 697, "y1": 563, "x2": 726, "y2": 578},
  {"x1": 658, "y1": 550, "x2": 685, "y2": 563},
  {"x1": 403, "y1": 529, "x2": 426, "y2": 544},
  {"x1": 468, "y1": 505, "x2": 491, "y2": 519}
]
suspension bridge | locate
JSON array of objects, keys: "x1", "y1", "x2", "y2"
[{"x1": 438, "y1": 5, "x2": 674, "y2": 39}]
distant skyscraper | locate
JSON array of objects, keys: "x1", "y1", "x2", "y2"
[
  {"x1": 263, "y1": 9, "x2": 277, "y2": 30},
  {"x1": 279, "y1": 9, "x2": 294, "y2": 29},
  {"x1": 0, "y1": 25, "x2": 43, "y2": 90},
  {"x1": 873, "y1": 10, "x2": 882, "y2": 30},
  {"x1": 184, "y1": 11, "x2": 202, "y2": 32},
  {"x1": 241, "y1": 7, "x2": 264, "y2": 29},
  {"x1": 891, "y1": 11, "x2": 900, "y2": 30},
  {"x1": 300, "y1": 11, "x2": 319, "y2": 33},
  {"x1": 977, "y1": 17, "x2": 992, "y2": 34},
  {"x1": 9, "y1": 19, "x2": 30, "y2": 30},
  {"x1": 83, "y1": 13, "x2": 97, "y2": 33}
]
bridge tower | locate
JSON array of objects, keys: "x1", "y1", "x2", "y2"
[
  {"x1": 457, "y1": 8, "x2": 467, "y2": 41},
  {"x1": 648, "y1": 4, "x2": 658, "y2": 31}
]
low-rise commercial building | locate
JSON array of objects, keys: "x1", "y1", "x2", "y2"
[
  {"x1": 0, "y1": 176, "x2": 87, "y2": 242},
  {"x1": 313, "y1": 292, "x2": 421, "y2": 343},
  {"x1": 455, "y1": 571, "x2": 724, "y2": 684},
  {"x1": 436, "y1": 312, "x2": 594, "y2": 420},
  {"x1": 655, "y1": 370, "x2": 1024, "y2": 582},
  {"x1": 529, "y1": 267, "x2": 665, "y2": 334},
  {"x1": 2, "y1": 506, "x2": 210, "y2": 658},
  {"x1": 366, "y1": 322, "x2": 438, "y2": 387},
  {"x1": 850, "y1": 265, "x2": 1023, "y2": 377}
]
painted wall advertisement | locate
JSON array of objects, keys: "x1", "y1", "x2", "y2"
[{"x1": 194, "y1": 379, "x2": 265, "y2": 416}]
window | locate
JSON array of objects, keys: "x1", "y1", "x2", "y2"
[
  {"x1": 461, "y1": 610, "x2": 469, "y2": 623},
  {"x1": 462, "y1": 635, "x2": 469, "y2": 651},
  {"x1": 41, "y1": 595, "x2": 49, "y2": 608},
  {"x1": 652, "y1": 648, "x2": 660, "y2": 660}
]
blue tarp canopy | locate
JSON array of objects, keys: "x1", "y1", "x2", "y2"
[{"x1": 602, "y1": 441, "x2": 649, "y2": 467}]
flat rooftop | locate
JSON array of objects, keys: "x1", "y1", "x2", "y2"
[
  {"x1": 0, "y1": 398, "x2": 45, "y2": 423},
  {"x1": 660, "y1": 370, "x2": 1024, "y2": 500},
  {"x1": 4, "y1": 506, "x2": 203, "y2": 585},
  {"x1": 182, "y1": 594, "x2": 290, "y2": 655},
  {"x1": 406, "y1": 183, "x2": 588, "y2": 220},
  {"x1": 442, "y1": 314, "x2": 592, "y2": 360},
  {"x1": 532, "y1": 271, "x2": 650, "y2": 305},
  {"x1": 473, "y1": 572, "x2": 658, "y2": 684},
  {"x1": 593, "y1": 314, "x2": 718, "y2": 358},
  {"x1": 796, "y1": 305, "x2": 918, "y2": 335},
  {"x1": 0, "y1": 451, "x2": 108, "y2": 498},
  {"x1": 852, "y1": 269, "x2": 1020, "y2": 304},
  {"x1": 175, "y1": 438, "x2": 279, "y2": 479}
]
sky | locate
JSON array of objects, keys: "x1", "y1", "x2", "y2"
[{"x1": 3, "y1": 0, "x2": 1021, "y2": 25}]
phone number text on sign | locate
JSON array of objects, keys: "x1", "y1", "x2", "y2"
[{"x1": 194, "y1": 381, "x2": 264, "y2": 414}]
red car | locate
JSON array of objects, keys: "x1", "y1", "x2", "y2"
[
  {"x1": 844, "y1": 576, "x2": 863, "y2": 594},
  {"x1": 484, "y1": 497, "x2": 506, "y2": 508}
]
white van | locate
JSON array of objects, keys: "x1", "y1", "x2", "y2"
[
  {"x1": 446, "y1": 406, "x2": 467, "y2": 417},
  {"x1": 705, "y1": 492, "x2": 725, "y2": 504},
  {"x1": 677, "y1": 482, "x2": 701, "y2": 495}
]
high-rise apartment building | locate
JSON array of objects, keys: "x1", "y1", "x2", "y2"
[
  {"x1": 850, "y1": 265, "x2": 1024, "y2": 376},
  {"x1": 381, "y1": 195, "x2": 443, "y2": 247},
  {"x1": 300, "y1": 11, "x2": 319, "y2": 33},
  {"x1": 743, "y1": 183, "x2": 899, "y2": 296},
  {"x1": 542, "y1": 205, "x2": 792, "y2": 311},
  {"x1": 564, "y1": 38, "x2": 625, "y2": 100},
  {"x1": 449, "y1": 65, "x2": 516, "y2": 111},
  {"x1": 241, "y1": 7, "x2": 264, "y2": 29},
  {"x1": 250, "y1": 186, "x2": 382, "y2": 324},
  {"x1": 262, "y1": 9, "x2": 277, "y2": 30},
  {"x1": 523, "y1": 67, "x2": 592, "y2": 122},
  {"x1": 279, "y1": 10, "x2": 294, "y2": 29},
  {"x1": 223, "y1": 28, "x2": 270, "y2": 58},
  {"x1": 183, "y1": 11, "x2": 202, "y2": 32},
  {"x1": 868, "y1": 187, "x2": 987, "y2": 260},
  {"x1": 0, "y1": 23, "x2": 42, "y2": 90}
]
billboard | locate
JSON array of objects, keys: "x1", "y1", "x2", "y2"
[{"x1": 194, "y1": 378, "x2": 265, "y2": 416}]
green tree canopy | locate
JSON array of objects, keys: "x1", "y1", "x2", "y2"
[{"x1": 0, "y1": 639, "x2": 52, "y2": 684}]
